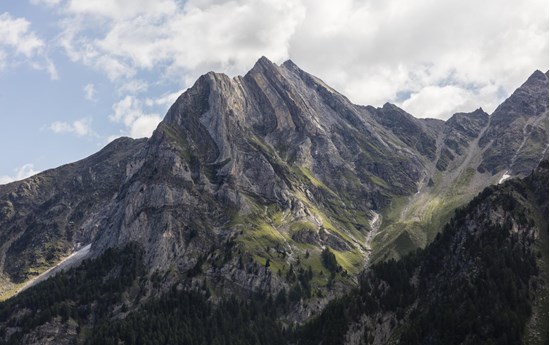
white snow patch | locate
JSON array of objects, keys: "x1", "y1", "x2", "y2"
[
  {"x1": 498, "y1": 171, "x2": 511, "y2": 184},
  {"x1": 17, "y1": 244, "x2": 92, "y2": 294}
]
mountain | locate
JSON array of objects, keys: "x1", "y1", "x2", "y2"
[{"x1": 0, "y1": 58, "x2": 547, "y2": 343}]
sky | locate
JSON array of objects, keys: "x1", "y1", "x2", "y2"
[{"x1": 0, "y1": 0, "x2": 548, "y2": 184}]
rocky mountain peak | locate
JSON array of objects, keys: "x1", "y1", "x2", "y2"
[
  {"x1": 476, "y1": 69, "x2": 548, "y2": 175},
  {"x1": 446, "y1": 108, "x2": 489, "y2": 135},
  {"x1": 525, "y1": 69, "x2": 549, "y2": 88},
  {"x1": 489, "y1": 69, "x2": 548, "y2": 124},
  {"x1": 281, "y1": 59, "x2": 300, "y2": 70}
]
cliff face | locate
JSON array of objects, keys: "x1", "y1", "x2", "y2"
[{"x1": 1, "y1": 163, "x2": 544, "y2": 345}]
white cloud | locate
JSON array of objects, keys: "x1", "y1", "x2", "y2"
[
  {"x1": 0, "y1": 164, "x2": 40, "y2": 185},
  {"x1": 402, "y1": 86, "x2": 476, "y2": 120},
  {"x1": 402, "y1": 83, "x2": 502, "y2": 119},
  {"x1": 287, "y1": 0, "x2": 548, "y2": 118},
  {"x1": 110, "y1": 95, "x2": 162, "y2": 138},
  {"x1": 53, "y1": 0, "x2": 547, "y2": 119},
  {"x1": 57, "y1": 0, "x2": 306, "y2": 83},
  {"x1": 30, "y1": 0, "x2": 62, "y2": 6},
  {"x1": 45, "y1": 58, "x2": 59, "y2": 80},
  {"x1": 66, "y1": 0, "x2": 177, "y2": 20},
  {"x1": 129, "y1": 115, "x2": 162, "y2": 138},
  {"x1": 145, "y1": 90, "x2": 183, "y2": 109},
  {"x1": 118, "y1": 79, "x2": 148, "y2": 95},
  {"x1": 0, "y1": 12, "x2": 44, "y2": 57},
  {"x1": 83, "y1": 83, "x2": 96, "y2": 100},
  {"x1": 0, "y1": 12, "x2": 58, "y2": 79},
  {"x1": 50, "y1": 118, "x2": 94, "y2": 136}
]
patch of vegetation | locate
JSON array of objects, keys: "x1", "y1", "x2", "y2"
[
  {"x1": 159, "y1": 122, "x2": 191, "y2": 159},
  {"x1": 86, "y1": 291, "x2": 287, "y2": 345},
  {"x1": 321, "y1": 248, "x2": 339, "y2": 272}
]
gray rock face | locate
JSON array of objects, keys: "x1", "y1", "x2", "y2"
[
  {"x1": 478, "y1": 70, "x2": 549, "y2": 175},
  {"x1": 444, "y1": 108, "x2": 489, "y2": 155},
  {"x1": 0, "y1": 58, "x2": 547, "y2": 302},
  {"x1": 87, "y1": 58, "x2": 548, "y2": 293},
  {"x1": 369, "y1": 102, "x2": 438, "y2": 160}
]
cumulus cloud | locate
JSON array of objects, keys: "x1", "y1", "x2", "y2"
[
  {"x1": 83, "y1": 83, "x2": 96, "y2": 100},
  {"x1": 129, "y1": 115, "x2": 163, "y2": 138},
  {"x1": 110, "y1": 95, "x2": 162, "y2": 138},
  {"x1": 53, "y1": 0, "x2": 547, "y2": 119},
  {"x1": 57, "y1": 0, "x2": 306, "y2": 83},
  {"x1": 401, "y1": 83, "x2": 503, "y2": 119},
  {"x1": 30, "y1": 0, "x2": 62, "y2": 6},
  {"x1": 402, "y1": 86, "x2": 475, "y2": 119},
  {"x1": 0, "y1": 12, "x2": 58, "y2": 78},
  {"x1": 145, "y1": 90, "x2": 183, "y2": 109},
  {"x1": 50, "y1": 118, "x2": 94, "y2": 136},
  {"x1": 288, "y1": 0, "x2": 548, "y2": 118},
  {"x1": 118, "y1": 79, "x2": 148, "y2": 95},
  {"x1": 0, "y1": 12, "x2": 44, "y2": 57},
  {"x1": 0, "y1": 164, "x2": 40, "y2": 185}
]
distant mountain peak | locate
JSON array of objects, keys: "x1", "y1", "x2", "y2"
[
  {"x1": 522, "y1": 69, "x2": 549, "y2": 90},
  {"x1": 248, "y1": 55, "x2": 279, "y2": 75},
  {"x1": 281, "y1": 59, "x2": 299, "y2": 70}
]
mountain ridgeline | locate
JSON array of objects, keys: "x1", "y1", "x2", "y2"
[{"x1": 0, "y1": 58, "x2": 547, "y2": 344}]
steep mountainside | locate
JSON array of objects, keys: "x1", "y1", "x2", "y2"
[
  {"x1": 0, "y1": 58, "x2": 547, "y2": 307},
  {"x1": 479, "y1": 70, "x2": 549, "y2": 175},
  {"x1": 0, "y1": 138, "x2": 146, "y2": 298}
]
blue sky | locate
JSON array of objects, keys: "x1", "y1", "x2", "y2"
[{"x1": 0, "y1": 0, "x2": 548, "y2": 183}]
